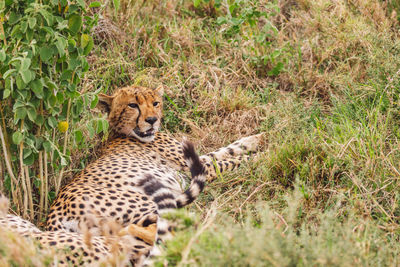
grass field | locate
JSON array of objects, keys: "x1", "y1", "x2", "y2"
[
  {"x1": 3, "y1": 0, "x2": 400, "y2": 265},
  {"x1": 88, "y1": 0, "x2": 400, "y2": 265}
]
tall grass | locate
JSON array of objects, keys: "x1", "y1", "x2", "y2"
[{"x1": 158, "y1": 185, "x2": 400, "y2": 266}]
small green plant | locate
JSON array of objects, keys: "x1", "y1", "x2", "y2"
[
  {"x1": 0, "y1": 0, "x2": 104, "y2": 221},
  {"x1": 190, "y1": 0, "x2": 286, "y2": 76},
  {"x1": 215, "y1": 0, "x2": 285, "y2": 76}
]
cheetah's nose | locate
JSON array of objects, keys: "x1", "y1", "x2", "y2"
[{"x1": 145, "y1": 117, "x2": 157, "y2": 125}]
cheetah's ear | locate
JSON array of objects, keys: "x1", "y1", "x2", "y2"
[
  {"x1": 97, "y1": 93, "x2": 114, "y2": 113},
  {"x1": 154, "y1": 85, "x2": 164, "y2": 97}
]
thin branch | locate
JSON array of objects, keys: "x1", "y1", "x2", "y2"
[
  {"x1": 56, "y1": 98, "x2": 71, "y2": 194},
  {"x1": 0, "y1": 119, "x2": 19, "y2": 193},
  {"x1": 44, "y1": 151, "x2": 49, "y2": 214},
  {"x1": 39, "y1": 151, "x2": 44, "y2": 221},
  {"x1": 18, "y1": 120, "x2": 28, "y2": 219}
]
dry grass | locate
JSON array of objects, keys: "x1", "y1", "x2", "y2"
[{"x1": 82, "y1": 1, "x2": 400, "y2": 265}]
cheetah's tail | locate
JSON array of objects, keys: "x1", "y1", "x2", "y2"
[{"x1": 176, "y1": 141, "x2": 206, "y2": 208}]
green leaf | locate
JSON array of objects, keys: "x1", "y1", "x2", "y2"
[
  {"x1": 81, "y1": 33, "x2": 90, "y2": 48},
  {"x1": 46, "y1": 80, "x2": 58, "y2": 91},
  {"x1": 47, "y1": 116, "x2": 57, "y2": 128},
  {"x1": 41, "y1": 26, "x2": 55, "y2": 36},
  {"x1": 89, "y1": 1, "x2": 101, "y2": 8},
  {"x1": 28, "y1": 17, "x2": 37, "y2": 29},
  {"x1": 56, "y1": 92, "x2": 64, "y2": 103},
  {"x1": 8, "y1": 12, "x2": 20, "y2": 25},
  {"x1": 12, "y1": 131, "x2": 23, "y2": 144},
  {"x1": 267, "y1": 62, "x2": 284, "y2": 76},
  {"x1": 35, "y1": 137, "x2": 44, "y2": 149},
  {"x1": 96, "y1": 120, "x2": 103, "y2": 134},
  {"x1": 193, "y1": 0, "x2": 201, "y2": 8},
  {"x1": 10, "y1": 25, "x2": 21, "y2": 37},
  {"x1": 0, "y1": 49, "x2": 6, "y2": 62},
  {"x1": 43, "y1": 141, "x2": 52, "y2": 152},
  {"x1": 17, "y1": 91, "x2": 28, "y2": 101},
  {"x1": 101, "y1": 119, "x2": 109, "y2": 133},
  {"x1": 74, "y1": 130, "x2": 83, "y2": 143},
  {"x1": 5, "y1": 78, "x2": 11, "y2": 90},
  {"x1": 48, "y1": 94, "x2": 57, "y2": 107},
  {"x1": 76, "y1": 0, "x2": 86, "y2": 7},
  {"x1": 23, "y1": 148, "x2": 32, "y2": 159},
  {"x1": 27, "y1": 107, "x2": 37, "y2": 122},
  {"x1": 67, "y1": 4, "x2": 79, "y2": 14},
  {"x1": 68, "y1": 57, "x2": 80, "y2": 70},
  {"x1": 23, "y1": 153, "x2": 35, "y2": 166},
  {"x1": 3, "y1": 69, "x2": 17, "y2": 79},
  {"x1": 55, "y1": 37, "x2": 67, "y2": 57},
  {"x1": 13, "y1": 101, "x2": 25, "y2": 109},
  {"x1": 39, "y1": 9, "x2": 54, "y2": 26},
  {"x1": 68, "y1": 14, "x2": 83, "y2": 34},
  {"x1": 39, "y1": 47, "x2": 53, "y2": 62},
  {"x1": 20, "y1": 58, "x2": 31, "y2": 70},
  {"x1": 20, "y1": 70, "x2": 32, "y2": 84},
  {"x1": 83, "y1": 36, "x2": 94, "y2": 55},
  {"x1": 87, "y1": 123, "x2": 95, "y2": 138},
  {"x1": 60, "y1": 69, "x2": 73, "y2": 81},
  {"x1": 21, "y1": 21, "x2": 28, "y2": 33},
  {"x1": 25, "y1": 136, "x2": 35, "y2": 149},
  {"x1": 60, "y1": 156, "x2": 67, "y2": 166},
  {"x1": 15, "y1": 108, "x2": 27, "y2": 120},
  {"x1": 57, "y1": 20, "x2": 68, "y2": 31},
  {"x1": 16, "y1": 75, "x2": 26, "y2": 90},
  {"x1": 90, "y1": 95, "x2": 99, "y2": 109},
  {"x1": 68, "y1": 38, "x2": 77, "y2": 47},
  {"x1": 31, "y1": 79, "x2": 44, "y2": 99},
  {"x1": 35, "y1": 114, "x2": 45, "y2": 126},
  {"x1": 3, "y1": 89, "x2": 11, "y2": 99}
]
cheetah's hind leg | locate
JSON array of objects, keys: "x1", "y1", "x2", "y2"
[
  {"x1": 200, "y1": 133, "x2": 265, "y2": 181},
  {"x1": 201, "y1": 133, "x2": 264, "y2": 162},
  {"x1": 202, "y1": 155, "x2": 251, "y2": 181}
]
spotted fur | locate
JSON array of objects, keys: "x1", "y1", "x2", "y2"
[
  {"x1": 44, "y1": 85, "x2": 263, "y2": 265},
  {"x1": 0, "y1": 193, "x2": 156, "y2": 266}
]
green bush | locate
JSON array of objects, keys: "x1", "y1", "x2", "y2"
[{"x1": 0, "y1": 0, "x2": 104, "y2": 221}]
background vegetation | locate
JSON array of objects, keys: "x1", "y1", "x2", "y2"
[{"x1": 1, "y1": 0, "x2": 400, "y2": 266}]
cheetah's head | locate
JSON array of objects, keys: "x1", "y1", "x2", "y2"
[{"x1": 98, "y1": 85, "x2": 163, "y2": 142}]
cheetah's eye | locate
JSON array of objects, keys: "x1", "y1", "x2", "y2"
[
  {"x1": 153, "y1": 102, "x2": 160, "y2": 107},
  {"x1": 128, "y1": 103, "x2": 139, "y2": 109}
]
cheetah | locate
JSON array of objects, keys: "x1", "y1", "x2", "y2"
[
  {"x1": 0, "y1": 192, "x2": 157, "y2": 266},
  {"x1": 46, "y1": 85, "x2": 263, "y2": 265}
]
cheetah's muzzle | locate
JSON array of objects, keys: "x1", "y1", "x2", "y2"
[{"x1": 134, "y1": 127, "x2": 155, "y2": 138}]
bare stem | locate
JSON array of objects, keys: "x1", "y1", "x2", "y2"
[
  {"x1": 0, "y1": 14, "x2": 7, "y2": 46},
  {"x1": 0, "y1": 115, "x2": 22, "y2": 212},
  {"x1": 44, "y1": 151, "x2": 49, "y2": 214},
  {"x1": 56, "y1": 86, "x2": 73, "y2": 194},
  {"x1": 0, "y1": 159, "x2": 4, "y2": 192},
  {"x1": 38, "y1": 151, "x2": 44, "y2": 221},
  {"x1": 38, "y1": 100, "x2": 44, "y2": 221},
  {"x1": 24, "y1": 166, "x2": 34, "y2": 220},
  {"x1": 18, "y1": 120, "x2": 28, "y2": 219}
]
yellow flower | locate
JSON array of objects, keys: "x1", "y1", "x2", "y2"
[{"x1": 58, "y1": 121, "x2": 69, "y2": 133}]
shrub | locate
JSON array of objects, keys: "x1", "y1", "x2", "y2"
[{"x1": 0, "y1": 0, "x2": 104, "y2": 221}]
